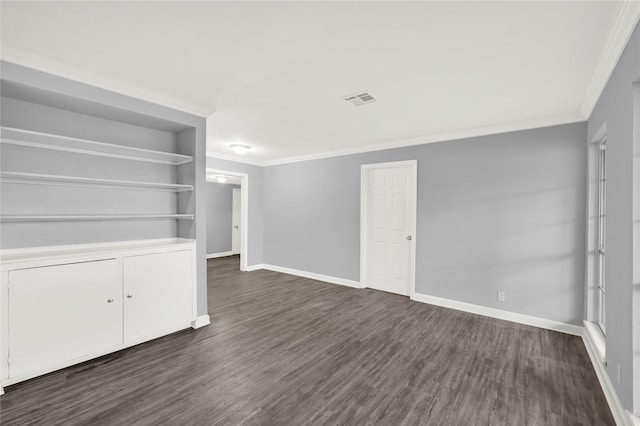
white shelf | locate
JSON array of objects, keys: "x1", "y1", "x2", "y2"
[
  {"x1": 0, "y1": 214, "x2": 194, "y2": 222},
  {"x1": 0, "y1": 127, "x2": 193, "y2": 165},
  {"x1": 0, "y1": 172, "x2": 193, "y2": 192}
]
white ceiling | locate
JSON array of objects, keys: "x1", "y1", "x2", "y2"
[{"x1": 2, "y1": 1, "x2": 639, "y2": 165}]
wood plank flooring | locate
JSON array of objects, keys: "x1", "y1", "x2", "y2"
[{"x1": 0, "y1": 255, "x2": 614, "y2": 425}]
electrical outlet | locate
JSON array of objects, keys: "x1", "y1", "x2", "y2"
[
  {"x1": 617, "y1": 364, "x2": 621, "y2": 386},
  {"x1": 497, "y1": 291, "x2": 506, "y2": 302}
]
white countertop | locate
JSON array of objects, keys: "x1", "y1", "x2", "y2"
[{"x1": 1, "y1": 238, "x2": 196, "y2": 264}]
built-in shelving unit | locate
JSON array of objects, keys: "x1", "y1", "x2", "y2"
[
  {"x1": 0, "y1": 63, "x2": 205, "y2": 397},
  {"x1": 0, "y1": 127, "x2": 193, "y2": 165},
  {"x1": 0, "y1": 172, "x2": 194, "y2": 192},
  {"x1": 0, "y1": 214, "x2": 194, "y2": 222},
  {"x1": 1, "y1": 122, "x2": 195, "y2": 232}
]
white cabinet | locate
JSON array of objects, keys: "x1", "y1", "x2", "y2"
[
  {"x1": 8, "y1": 260, "x2": 122, "y2": 379},
  {"x1": 0, "y1": 239, "x2": 197, "y2": 395},
  {"x1": 123, "y1": 250, "x2": 193, "y2": 345}
]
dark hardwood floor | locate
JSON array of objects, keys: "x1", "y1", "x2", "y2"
[{"x1": 1, "y1": 255, "x2": 614, "y2": 425}]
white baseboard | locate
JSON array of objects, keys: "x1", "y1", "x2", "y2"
[
  {"x1": 206, "y1": 251, "x2": 234, "y2": 259},
  {"x1": 245, "y1": 263, "x2": 265, "y2": 272},
  {"x1": 410, "y1": 292, "x2": 583, "y2": 336},
  {"x1": 582, "y1": 321, "x2": 635, "y2": 426},
  {"x1": 261, "y1": 264, "x2": 364, "y2": 289},
  {"x1": 191, "y1": 315, "x2": 211, "y2": 329}
]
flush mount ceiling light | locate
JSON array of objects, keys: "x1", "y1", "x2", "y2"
[
  {"x1": 230, "y1": 144, "x2": 251, "y2": 155},
  {"x1": 215, "y1": 175, "x2": 228, "y2": 183}
]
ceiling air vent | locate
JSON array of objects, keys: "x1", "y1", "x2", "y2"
[{"x1": 343, "y1": 91, "x2": 378, "y2": 106}]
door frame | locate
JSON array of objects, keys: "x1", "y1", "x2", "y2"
[
  {"x1": 231, "y1": 188, "x2": 241, "y2": 255},
  {"x1": 206, "y1": 168, "x2": 249, "y2": 272},
  {"x1": 632, "y1": 82, "x2": 640, "y2": 417},
  {"x1": 360, "y1": 160, "x2": 418, "y2": 297}
]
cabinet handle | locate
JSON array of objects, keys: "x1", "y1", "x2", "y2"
[
  {"x1": 107, "y1": 299, "x2": 114, "y2": 303},
  {"x1": 126, "y1": 294, "x2": 133, "y2": 299}
]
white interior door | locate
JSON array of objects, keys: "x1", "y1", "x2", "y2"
[
  {"x1": 232, "y1": 188, "x2": 241, "y2": 254},
  {"x1": 364, "y1": 162, "x2": 416, "y2": 296}
]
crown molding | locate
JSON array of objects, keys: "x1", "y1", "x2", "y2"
[
  {"x1": 209, "y1": 112, "x2": 584, "y2": 167},
  {"x1": 580, "y1": 0, "x2": 640, "y2": 118},
  {"x1": 0, "y1": 46, "x2": 215, "y2": 118},
  {"x1": 206, "y1": 151, "x2": 264, "y2": 167},
  {"x1": 261, "y1": 112, "x2": 585, "y2": 167}
]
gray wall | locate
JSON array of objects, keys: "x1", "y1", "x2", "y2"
[
  {"x1": 206, "y1": 157, "x2": 264, "y2": 267},
  {"x1": 587, "y1": 21, "x2": 640, "y2": 412},
  {"x1": 1, "y1": 61, "x2": 209, "y2": 317},
  {"x1": 263, "y1": 122, "x2": 587, "y2": 326},
  {"x1": 206, "y1": 183, "x2": 240, "y2": 254}
]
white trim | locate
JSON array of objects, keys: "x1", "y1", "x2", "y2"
[
  {"x1": 586, "y1": 123, "x2": 608, "y2": 331},
  {"x1": 209, "y1": 113, "x2": 584, "y2": 168},
  {"x1": 206, "y1": 251, "x2": 234, "y2": 259},
  {"x1": 231, "y1": 188, "x2": 241, "y2": 255},
  {"x1": 630, "y1": 413, "x2": 640, "y2": 426},
  {"x1": 584, "y1": 320, "x2": 606, "y2": 362},
  {"x1": 261, "y1": 264, "x2": 364, "y2": 289},
  {"x1": 580, "y1": 1, "x2": 640, "y2": 118},
  {"x1": 583, "y1": 321, "x2": 634, "y2": 426},
  {"x1": 206, "y1": 168, "x2": 249, "y2": 272},
  {"x1": 410, "y1": 292, "x2": 583, "y2": 336},
  {"x1": 262, "y1": 113, "x2": 585, "y2": 167},
  {"x1": 360, "y1": 160, "x2": 418, "y2": 297},
  {"x1": 634, "y1": 83, "x2": 640, "y2": 418},
  {"x1": 0, "y1": 53, "x2": 214, "y2": 117},
  {"x1": 206, "y1": 152, "x2": 263, "y2": 167},
  {"x1": 191, "y1": 315, "x2": 211, "y2": 329},
  {"x1": 244, "y1": 263, "x2": 265, "y2": 272}
]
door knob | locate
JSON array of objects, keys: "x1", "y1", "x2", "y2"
[
  {"x1": 234, "y1": 226, "x2": 239, "y2": 229},
  {"x1": 107, "y1": 299, "x2": 114, "y2": 303},
  {"x1": 406, "y1": 235, "x2": 412, "y2": 241},
  {"x1": 126, "y1": 294, "x2": 133, "y2": 299}
]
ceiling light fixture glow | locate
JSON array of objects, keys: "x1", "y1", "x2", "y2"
[
  {"x1": 230, "y1": 144, "x2": 251, "y2": 155},
  {"x1": 215, "y1": 175, "x2": 228, "y2": 183}
]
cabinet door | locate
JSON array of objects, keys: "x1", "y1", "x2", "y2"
[
  {"x1": 8, "y1": 260, "x2": 122, "y2": 379},
  {"x1": 123, "y1": 250, "x2": 192, "y2": 345}
]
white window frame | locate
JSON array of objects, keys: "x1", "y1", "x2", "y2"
[
  {"x1": 596, "y1": 141, "x2": 607, "y2": 335},
  {"x1": 584, "y1": 124, "x2": 607, "y2": 361}
]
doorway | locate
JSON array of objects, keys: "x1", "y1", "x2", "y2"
[
  {"x1": 360, "y1": 160, "x2": 417, "y2": 296},
  {"x1": 206, "y1": 169, "x2": 249, "y2": 271}
]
